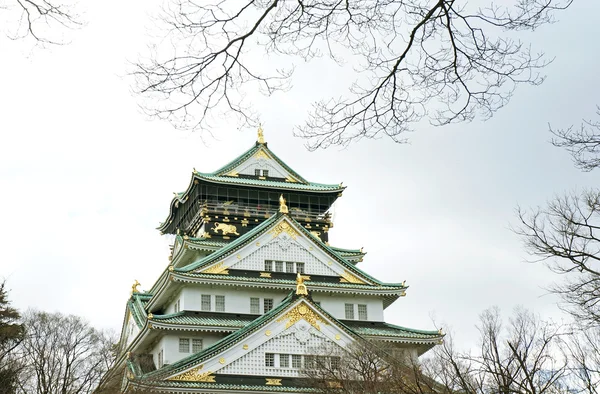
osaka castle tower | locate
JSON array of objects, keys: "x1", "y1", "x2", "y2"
[{"x1": 105, "y1": 128, "x2": 443, "y2": 393}]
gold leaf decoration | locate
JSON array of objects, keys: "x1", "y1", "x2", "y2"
[
  {"x1": 168, "y1": 365, "x2": 216, "y2": 382},
  {"x1": 265, "y1": 378, "x2": 282, "y2": 386},
  {"x1": 269, "y1": 221, "x2": 297, "y2": 239},
  {"x1": 255, "y1": 150, "x2": 269, "y2": 160},
  {"x1": 276, "y1": 302, "x2": 328, "y2": 331},
  {"x1": 339, "y1": 270, "x2": 366, "y2": 284},
  {"x1": 202, "y1": 262, "x2": 229, "y2": 275}
]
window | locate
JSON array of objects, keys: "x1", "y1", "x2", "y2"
[
  {"x1": 345, "y1": 303, "x2": 355, "y2": 319},
  {"x1": 265, "y1": 353, "x2": 275, "y2": 367},
  {"x1": 264, "y1": 298, "x2": 274, "y2": 313},
  {"x1": 215, "y1": 295, "x2": 225, "y2": 312},
  {"x1": 179, "y1": 338, "x2": 190, "y2": 353},
  {"x1": 255, "y1": 169, "x2": 261, "y2": 177},
  {"x1": 279, "y1": 354, "x2": 290, "y2": 368},
  {"x1": 275, "y1": 261, "x2": 283, "y2": 272},
  {"x1": 158, "y1": 349, "x2": 163, "y2": 368},
  {"x1": 264, "y1": 260, "x2": 273, "y2": 271},
  {"x1": 292, "y1": 354, "x2": 302, "y2": 368},
  {"x1": 296, "y1": 262, "x2": 305, "y2": 274},
  {"x1": 286, "y1": 262, "x2": 294, "y2": 273},
  {"x1": 250, "y1": 297, "x2": 260, "y2": 314},
  {"x1": 174, "y1": 299, "x2": 180, "y2": 313},
  {"x1": 331, "y1": 356, "x2": 341, "y2": 369},
  {"x1": 262, "y1": 169, "x2": 269, "y2": 177},
  {"x1": 201, "y1": 295, "x2": 211, "y2": 311},
  {"x1": 305, "y1": 355, "x2": 316, "y2": 369},
  {"x1": 358, "y1": 304, "x2": 368, "y2": 320},
  {"x1": 192, "y1": 339, "x2": 203, "y2": 353}
]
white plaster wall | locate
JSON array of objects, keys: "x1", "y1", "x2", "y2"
[
  {"x1": 165, "y1": 289, "x2": 183, "y2": 315},
  {"x1": 233, "y1": 156, "x2": 290, "y2": 179},
  {"x1": 154, "y1": 332, "x2": 226, "y2": 366},
  {"x1": 313, "y1": 294, "x2": 384, "y2": 321},
  {"x1": 180, "y1": 286, "x2": 289, "y2": 314}
]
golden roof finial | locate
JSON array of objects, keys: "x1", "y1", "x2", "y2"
[
  {"x1": 131, "y1": 280, "x2": 141, "y2": 295},
  {"x1": 279, "y1": 194, "x2": 288, "y2": 214},
  {"x1": 257, "y1": 125, "x2": 265, "y2": 144},
  {"x1": 296, "y1": 272, "x2": 308, "y2": 296}
]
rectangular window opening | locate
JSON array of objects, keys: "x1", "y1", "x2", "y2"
[
  {"x1": 264, "y1": 260, "x2": 273, "y2": 272},
  {"x1": 255, "y1": 169, "x2": 261, "y2": 177},
  {"x1": 250, "y1": 297, "x2": 260, "y2": 314},
  {"x1": 216, "y1": 295, "x2": 225, "y2": 312},
  {"x1": 264, "y1": 298, "x2": 274, "y2": 313},
  {"x1": 279, "y1": 354, "x2": 290, "y2": 368},
  {"x1": 262, "y1": 169, "x2": 269, "y2": 177},
  {"x1": 345, "y1": 303, "x2": 355, "y2": 320},
  {"x1": 292, "y1": 354, "x2": 302, "y2": 368},
  {"x1": 275, "y1": 261, "x2": 283, "y2": 272},
  {"x1": 286, "y1": 262, "x2": 294, "y2": 273},
  {"x1": 296, "y1": 262, "x2": 305, "y2": 274},
  {"x1": 265, "y1": 353, "x2": 275, "y2": 367},
  {"x1": 201, "y1": 295, "x2": 211, "y2": 311},
  {"x1": 358, "y1": 304, "x2": 368, "y2": 320},
  {"x1": 192, "y1": 339, "x2": 203, "y2": 353},
  {"x1": 179, "y1": 338, "x2": 190, "y2": 353}
]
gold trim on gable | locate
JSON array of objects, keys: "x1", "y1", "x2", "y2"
[
  {"x1": 277, "y1": 302, "x2": 328, "y2": 331},
  {"x1": 168, "y1": 365, "x2": 216, "y2": 382},
  {"x1": 269, "y1": 221, "x2": 298, "y2": 239},
  {"x1": 339, "y1": 270, "x2": 366, "y2": 284},
  {"x1": 202, "y1": 262, "x2": 229, "y2": 275}
]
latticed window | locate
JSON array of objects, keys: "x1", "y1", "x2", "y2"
[
  {"x1": 331, "y1": 356, "x2": 341, "y2": 369},
  {"x1": 265, "y1": 353, "x2": 275, "y2": 367},
  {"x1": 264, "y1": 260, "x2": 273, "y2": 271},
  {"x1": 286, "y1": 262, "x2": 294, "y2": 273},
  {"x1": 296, "y1": 262, "x2": 305, "y2": 274},
  {"x1": 174, "y1": 299, "x2": 180, "y2": 313},
  {"x1": 192, "y1": 339, "x2": 203, "y2": 353},
  {"x1": 358, "y1": 304, "x2": 368, "y2": 320},
  {"x1": 250, "y1": 298, "x2": 260, "y2": 314},
  {"x1": 179, "y1": 338, "x2": 190, "y2": 353},
  {"x1": 201, "y1": 295, "x2": 211, "y2": 311},
  {"x1": 216, "y1": 295, "x2": 225, "y2": 312},
  {"x1": 264, "y1": 298, "x2": 273, "y2": 313},
  {"x1": 275, "y1": 261, "x2": 283, "y2": 272},
  {"x1": 279, "y1": 354, "x2": 290, "y2": 368},
  {"x1": 292, "y1": 354, "x2": 302, "y2": 368},
  {"x1": 305, "y1": 355, "x2": 316, "y2": 369},
  {"x1": 158, "y1": 349, "x2": 163, "y2": 368},
  {"x1": 345, "y1": 303, "x2": 354, "y2": 319},
  {"x1": 262, "y1": 169, "x2": 269, "y2": 177},
  {"x1": 255, "y1": 169, "x2": 261, "y2": 176}
]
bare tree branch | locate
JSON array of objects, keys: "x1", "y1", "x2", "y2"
[
  {"x1": 551, "y1": 106, "x2": 600, "y2": 172},
  {"x1": 1, "y1": 0, "x2": 82, "y2": 46},
  {"x1": 133, "y1": 0, "x2": 572, "y2": 148}
]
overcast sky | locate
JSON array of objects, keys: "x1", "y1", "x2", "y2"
[{"x1": 1, "y1": 0, "x2": 599, "y2": 350}]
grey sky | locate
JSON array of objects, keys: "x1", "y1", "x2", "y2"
[{"x1": 0, "y1": 0, "x2": 598, "y2": 350}]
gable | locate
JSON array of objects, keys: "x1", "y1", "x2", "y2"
[
  {"x1": 165, "y1": 299, "x2": 354, "y2": 381},
  {"x1": 196, "y1": 217, "x2": 369, "y2": 283},
  {"x1": 218, "y1": 147, "x2": 303, "y2": 183}
]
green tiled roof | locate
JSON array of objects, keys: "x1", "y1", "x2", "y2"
[
  {"x1": 151, "y1": 312, "x2": 255, "y2": 328},
  {"x1": 344, "y1": 321, "x2": 440, "y2": 339},
  {"x1": 193, "y1": 171, "x2": 343, "y2": 192},
  {"x1": 177, "y1": 272, "x2": 404, "y2": 291}
]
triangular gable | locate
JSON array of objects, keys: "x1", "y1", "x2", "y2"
[
  {"x1": 157, "y1": 296, "x2": 357, "y2": 382},
  {"x1": 215, "y1": 144, "x2": 307, "y2": 183},
  {"x1": 188, "y1": 214, "x2": 374, "y2": 285}
]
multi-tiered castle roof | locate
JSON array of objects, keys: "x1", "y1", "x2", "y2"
[{"x1": 102, "y1": 129, "x2": 442, "y2": 393}]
